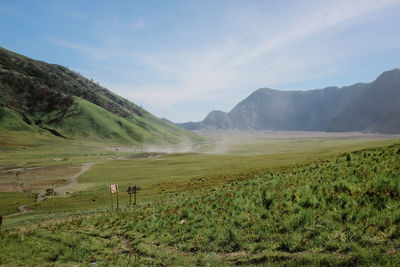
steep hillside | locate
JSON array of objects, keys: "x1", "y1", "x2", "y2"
[
  {"x1": 0, "y1": 47, "x2": 199, "y2": 145},
  {"x1": 328, "y1": 69, "x2": 400, "y2": 133},
  {"x1": 178, "y1": 69, "x2": 400, "y2": 133},
  {"x1": 178, "y1": 84, "x2": 367, "y2": 131},
  {"x1": 228, "y1": 84, "x2": 367, "y2": 131}
]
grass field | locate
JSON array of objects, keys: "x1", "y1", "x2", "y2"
[
  {"x1": 0, "y1": 135, "x2": 400, "y2": 265},
  {"x1": 0, "y1": 132, "x2": 398, "y2": 220},
  {"x1": 0, "y1": 131, "x2": 400, "y2": 265}
]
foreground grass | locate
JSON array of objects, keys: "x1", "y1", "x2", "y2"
[{"x1": 1, "y1": 143, "x2": 400, "y2": 265}]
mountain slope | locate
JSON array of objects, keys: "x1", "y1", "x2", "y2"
[
  {"x1": 178, "y1": 69, "x2": 400, "y2": 133},
  {"x1": 228, "y1": 84, "x2": 367, "y2": 131},
  {"x1": 0, "y1": 47, "x2": 199, "y2": 145},
  {"x1": 328, "y1": 69, "x2": 400, "y2": 133}
]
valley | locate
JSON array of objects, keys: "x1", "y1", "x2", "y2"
[
  {"x1": 0, "y1": 131, "x2": 399, "y2": 265},
  {"x1": 0, "y1": 44, "x2": 399, "y2": 265},
  {"x1": 1, "y1": 132, "x2": 398, "y2": 223}
]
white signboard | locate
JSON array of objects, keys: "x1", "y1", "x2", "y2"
[{"x1": 109, "y1": 184, "x2": 119, "y2": 193}]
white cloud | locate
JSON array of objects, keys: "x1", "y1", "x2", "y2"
[
  {"x1": 51, "y1": 0, "x2": 400, "y2": 121},
  {"x1": 126, "y1": 0, "x2": 399, "y2": 107}
]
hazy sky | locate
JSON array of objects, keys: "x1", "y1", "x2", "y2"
[{"x1": 1, "y1": 0, "x2": 400, "y2": 122}]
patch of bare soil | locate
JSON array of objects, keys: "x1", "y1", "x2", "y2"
[{"x1": 37, "y1": 162, "x2": 93, "y2": 201}]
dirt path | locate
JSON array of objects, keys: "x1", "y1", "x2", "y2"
[
  {"x1": 4, "y1": 163, "x2": 94, "y2": 218},
  {"x1": 56, "y1": 162, "x2": 93, "y2": 193},
  {"x1": 4, "y1": 205, "x2": 34, "y2": 218},
  {"x1": 37, "y1": 162, "x2": 93, "y2": 202}
]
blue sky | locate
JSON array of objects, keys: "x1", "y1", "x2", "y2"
[{"x1": 1, "y1": 0, "x2": 400, "y2": 122}]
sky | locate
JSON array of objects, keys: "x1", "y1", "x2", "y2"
[{"x1": 1, "y1": 0, "x2": 400, "y2": 122}]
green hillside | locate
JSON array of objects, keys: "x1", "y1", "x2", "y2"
[{"x1": 0, "y1": 46, "x2": 200, "y2": 145}]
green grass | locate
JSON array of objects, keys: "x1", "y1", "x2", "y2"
[
  {"x1": 1, "y1": 131, "x2": 400, "y2": 265},
  {"x1": 1, "y1": 134, "x2": 399, "y2": 219},
  {"x1": 0, "y1": 192, "x2": 36, "y2": 215},
  {"x1": 1, "y1": 45, "x2": 202, "y2": 146},
  {"x1": 46, "y1": 97, "x2": 201, "y2": 145},
  {"x1": 1, "y1": 143, "x2": 400, "y2": 265},
  {"x1": 0, "y1": 107, "x2": 38, "y2": 132},
  {"x1": 0, "y1": 97, "x2": 202, "y2": 147}
]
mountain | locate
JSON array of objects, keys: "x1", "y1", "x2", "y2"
[
  {"x1": 177, "y1": 69, "x2": 400, "y2": 134},
  {"x1": 328, "y1": 69, "x2": 400, "y2": 133},
  {"x1": 0, "y1": 47, "x2": 199, "y2": 145}
]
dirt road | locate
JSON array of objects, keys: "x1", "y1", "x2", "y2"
[
  {"x1": 4, "y1": 205, "x2": 33, "y2": 218},
  {"x1": 55, "y1": 162, "x2": 93, "y2": 193},
  {"x1": 4, "y1": 163, "x2": 94, "y2": 218}
]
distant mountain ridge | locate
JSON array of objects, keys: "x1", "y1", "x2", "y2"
[
  {"x1": 0, "y1": 46, "x2": 199, "y2": 144},
  {"x1": 177, "y1": 69, "x2": 400, "y2": 134}
]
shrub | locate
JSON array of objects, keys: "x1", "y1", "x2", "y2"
[{"x1": 261, "y1": 189, "x2": 273, "y2": 209}]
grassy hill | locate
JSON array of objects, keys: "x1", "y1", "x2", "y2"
[
  {"x1": 0, "y1": 46, "x2": 200, "y2": 145},
  {"x1": 1, "y1": 143, "x2": 399, "y2": 265}
]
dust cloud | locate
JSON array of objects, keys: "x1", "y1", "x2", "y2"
[{"x1": 109, "y1": 131, "x2": 400, "y2": 155}]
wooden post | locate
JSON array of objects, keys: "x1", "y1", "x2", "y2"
[
  {"x1": 134, "y1": 185, "x2": 137, "y2": 205},
  {"x1": 127, "y1": 186, "x2": 135, "y2": 207},
  {"x1": 109, "y1": 184, "x2": 119, "y2": 210},
  {"x1": 116, "y1": 190, "x2": 119, "y2": 209}
]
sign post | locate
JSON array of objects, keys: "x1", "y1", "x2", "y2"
[
  {"x1": 128, "y1": 186, "x2": 132, "y2": 206},
  {"x1": 109, "y1": 184, "x2": 119, "y2": 209},
  {"x1": 127, "y1": 186, "x2": 133, "y2": 207},
  {"x1": 110, "y1": 189, "x2": 113, "y2": 208},
  {"x1": 127, "y1": 185, "x2": 141, "y2": 206},
  {"x1": 134, "y1": 186, "x2": 137, "y2": 205}
]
